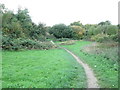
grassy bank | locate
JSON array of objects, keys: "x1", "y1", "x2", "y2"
[
  {"x1": 61, "y1": 40, "x2": 118, "y2": 88},
  {"x1": 2, "y1": 49, "x2": 86, "y2": 88}
]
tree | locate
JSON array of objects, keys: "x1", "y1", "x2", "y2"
[
  {"x1": 105, "y1": 25, "x2": 118, "y2": 35},
  {"x1": 29, "y1": 23, "x2": 47, "y2": 41},
  {"x1": 98, "y1": 20, "x2": 111, "y2": 26},
  {"x1": 70, "y1": 21, "x2": 83, "y2": 27},
  {"x1": 0, "y1": 4, "x2": 6, "y2": 13},
  {"x1": 71, "y1": 25, "x2": 85, "y2": 39},
  {"x1": 16, "y1": 8, "x2": 33, "y2": 35},
  {"x1": 84, "y1": 24, "x2": 97, "y2": 37},
  {"x1": 49, "y1": 24, "x2": 73, "y2": 38},
  {"x1": 2, "y1": 9, "x2": 26, "y2": 38}
]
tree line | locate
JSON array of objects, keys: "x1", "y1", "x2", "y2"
[{"x1": 1, "y1": 4, "x2": 119, "y2": 51}]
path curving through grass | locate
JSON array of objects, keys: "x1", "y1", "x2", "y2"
[{"x1": 62, "y1": 47, "x2": 99, "y2": 88}]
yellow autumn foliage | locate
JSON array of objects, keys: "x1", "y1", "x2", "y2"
[{"x1": 71, "y1": 25, "x2": 85, "y2": 39}]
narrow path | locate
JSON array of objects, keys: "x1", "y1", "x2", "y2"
[{"x1": 62, "y1": 47, "x2": 99, "y2": 88}]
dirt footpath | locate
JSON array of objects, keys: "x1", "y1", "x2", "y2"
[{"x1": 63, "y1": 47, "x2": 99, "y2": 88}]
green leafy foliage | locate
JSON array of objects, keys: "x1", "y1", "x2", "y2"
[
  {"x1": 91, "y1": 34, "x2": 110, "y2": 43},
  {"x1": 84, "y1": 23, "x2": 118, "y2": 42},
  {"x1": 2, "y1": 36, "x2": 56, "y2": 51},
  {"x1": 105, "y1": 25, "x2": 118, "y2": 35},
  {"x1": 70, "y1": 21, "x2": 83, "y2": 27},
  {"x1": 1, "y1": 4, "x2": 118, "y2": 50},
  {"x1": 98, "y1": 20, "x2": 111, "y2": 26},
  {"x1": 109, "y1": 34, "x2": 118, "y2": 42},
  {"x1": 1, "y1": 4, "x2": 53, "y2": 50},
  {"x1": 49, "y1": 24, "x2": 73, "y2": 38}
]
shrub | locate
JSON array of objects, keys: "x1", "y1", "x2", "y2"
[
  {"x1": 91, "y1": 34, "x2": 110, "y2": 43},
  {"x1": 109, "y1": 34, "x2": 118, "y2": 42},
  {"x1": 2, "y1": 37, "x2": 57, "y2": 51},
  {"x1": 2, "y1": 35, "x2": 16, "y2": 50},
  {"x1": 106, "y1": 25, "x2": 118, "y2": 35},
  {"x1": 91, "y1": 34, "x2": 118, "y2": 43}
]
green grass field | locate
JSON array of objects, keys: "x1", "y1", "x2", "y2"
[
  {"x1": 2, "y1": 40, "x2": 118, "y2": 88},
  {"x1": 2, "y1": 49, "x2": 87, "y2": 88},
  {"x1": 62, "y1": 41, "x2": 118, "y2": 88}
]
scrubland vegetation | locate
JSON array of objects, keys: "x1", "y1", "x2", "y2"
[{"x1": 1, "y1": 3, "x2": 119, "y2": 88}]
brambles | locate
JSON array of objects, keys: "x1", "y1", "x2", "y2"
[{"x1": 2, "y1": 37, "x2": 57, "y2": 50}]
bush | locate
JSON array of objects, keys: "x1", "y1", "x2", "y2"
[
  {"x1": 109, "y1": 34, "x2": 118, "y2": 42},
  {"x1": 2, "y1": 37, "x2": 57, "y2": 51},
  {"x1": 106, "y1": 25, "x2": 118, "y2": 35},
  {"x1": 2, "y1": 35, "x2": 17, "y2": 50},
  {"x1": 91, "y1": 34, "x2": 110, "y2": 43}
]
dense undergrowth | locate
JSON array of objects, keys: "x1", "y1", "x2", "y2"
[{"x1": 2, "y1": 37, "x2": 57, "y2": 51}]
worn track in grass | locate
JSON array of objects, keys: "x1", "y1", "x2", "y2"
[{"x1": 62, "y1": 47, "x2": 99, "y2": 88}]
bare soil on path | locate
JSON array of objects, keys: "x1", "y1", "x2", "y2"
[{"x1": 62, "y1": 47, "x2": 100, "y2": 88}]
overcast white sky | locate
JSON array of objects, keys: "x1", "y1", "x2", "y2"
[{"x1": 1, "y1": 0, "x2": 119, "y2": 26}]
